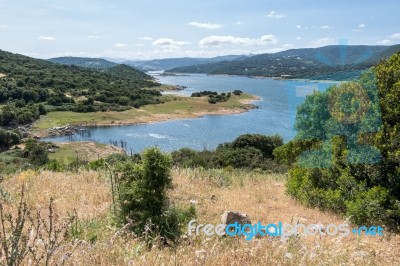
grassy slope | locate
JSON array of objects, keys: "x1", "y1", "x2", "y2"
[
  {"x1": 2, "y1": 167, "x2": 399, "y2": 265},
  {"x1": 48, "y1": 142, "x2": 126, "y2": 164},
  {"x1": 33, "y1": 93, "x2": 256, "y2": 130}
]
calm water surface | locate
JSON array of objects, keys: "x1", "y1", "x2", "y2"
[{"x1": 43, "y1": 74, "x2": 335, "y2": 152}]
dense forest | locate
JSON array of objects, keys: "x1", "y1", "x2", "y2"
[
  {"x1": 0, "y1": 50, "x2": 162, "y2": 127},
  {"x1": 168, "y1": 44, "x2": 400, "y2": 80}
]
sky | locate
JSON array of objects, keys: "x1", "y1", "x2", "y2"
[{"x1": 0, "y1": 0, "x2": 399, "y2": 60}]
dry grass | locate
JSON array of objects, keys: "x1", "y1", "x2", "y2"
[{"x1": 1, "y1": 168, "x2": 400, "y2": 265}]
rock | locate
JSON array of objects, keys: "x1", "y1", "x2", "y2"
[
  {"x1": 210, "y1": 195, "x2": 216, "y2": 202},
  {"x1": 221, "y1": 211, "x2": 251, "y2": 225}
]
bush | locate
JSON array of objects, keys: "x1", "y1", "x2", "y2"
[
  {"x1": 0, "y1": 130, "x2": 21, "y2": 151},
  {"x1": 230, "y1": 134, "x2": 283, "y2": 159},
  {"x1": 114, "y1": 148, "x2": 194, "y2": 244},
  {"x1": 23, "y1": 139, "x2": 49, "y2": 166},
  {"x1": 345, "y1": 186, "x2": 397, "y2": 227}
]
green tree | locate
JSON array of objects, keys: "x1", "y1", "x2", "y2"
[{"x1": 117, "y1": 148, "x2": 178, "y2": 242}]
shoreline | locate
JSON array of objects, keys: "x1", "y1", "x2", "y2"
[
  {"x1": 34, "y1": 95, "x2": 260, "y2": 138},
  {"x1": 175, "y1": 73, "x2": 342, "y2": 83}
]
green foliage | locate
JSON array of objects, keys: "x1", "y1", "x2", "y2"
[
  {"x1": 232, "y1": 90, "x2": 243, "y2": 95},
  {"x1": 0, "y1": 129, "x2": 21, "y2": 151},
  {"x1": 0, "y1": 50, "x2": 162, "y2": 126},
  {"x1": 273, "y1": 139, "x2": 317, "y2": 166},
  {"x1": 345, "y1": 186, "x2": 395, "y2": 227},
  {"x1": 172, "y1": 134, "x2": 286, "y2": 172},
  {"x1": 229, "y1": 134, "x2": 283, "y2": 159},
  {"x1": 23, "y1": 139, "x2": 49, "y2": 166},
  {"x1": 190, "y1": 90, "x2": 233, "y2": 104},
  {"x1": 114, "y1": 148, "x2": 193, "y2": 244},
  {"x1": 286, "y1": 54, "x2": 400, "y2": 230}
]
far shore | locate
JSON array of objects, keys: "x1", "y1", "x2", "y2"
[
  {"x1": 178, "y1": 73, "x2": 341, "y2": 83},
  {"x1": 32, "y1": 93, "x2": 260, "y2": 138}
]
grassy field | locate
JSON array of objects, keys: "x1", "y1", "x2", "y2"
[
  {"x1": 48, "y1": 141, "x2": 126, "y2": 164},
  {"x1": 33, "y1": 93, "x2": 256, "y2": 131},
  {"x1": 2, "y1": 167, "x2": 399, "y2": 265}
]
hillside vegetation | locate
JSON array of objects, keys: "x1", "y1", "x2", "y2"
[
  {"x1": 0, "y1": 50, "x2": 161, "y2": 127},
  {"x1": 48, "y1": 57, "x2": 118, "y2": 69},
  {"x1": 168, "y1": 45, "x2": 400, "y2": 80}
]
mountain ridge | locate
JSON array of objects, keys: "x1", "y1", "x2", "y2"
[{"x1": 167, "y1": 44, "x2": 400, "y2": 80}]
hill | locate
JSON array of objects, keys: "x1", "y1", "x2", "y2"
[
  {"x1": 124, "y1": 55, "x2": 248, "y2": 71},
  {"x1": 168, "y1": 45, "x2": 400, "y2": 80},
  {"x1": 48, "y1": 56, "x2": 118, "y2": 69},
  {"x1": 0, "y1": 50, "x2": 161, "y2": 127}
]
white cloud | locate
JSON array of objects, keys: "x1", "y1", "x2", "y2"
[
  {"x1": 320, "y1": 25, "x2": 332, "y2": 29},
  {"x1": 139, "y1": 36, "x2": 153, "y2": 41},
  {"x1": 188, "y1": 22, "x2": 221, "y2": 29},
  {"x1": 267, "y1": 11, "x2": 285, "y2": 19},
  {"x1": 353, "y1": 24, "x2": 366, "y2": 32},
  {"x1": 390, "y1": 33, "x2": 400, "y2": 40},
  {"x1": 296, "y1": 37, "x2": 302, "y2": 40},
  {"x1": 38, "y1": 36, "x2": 55, "y2": 41},
  {"x1": 0, "y1": 24, "x2": 7, "y2": 30},
  {"x1": 236, "y1": 21, "x2": 243, "y2": 25},
  {"x1": 377, "y1": 39, "x2": 392, "y2": 45},
  {"x1": 309, "y1": 37, "x2": 334, "y2": 47},
  {"x1": 114, "y1": 43, "x2": 129, "y2": 48},
  {"x1": 199, "y1": 35, "x2": 278, "y2": 47},
  {"x1": 295, "y1": 25, "x2": 301, "y2": 29},
  {"x1": 88, "y1": 35, "x2": 100, "y2": 39},
  {"x1": 152, "y1": 38, "x2": 190, "y2": 49}
]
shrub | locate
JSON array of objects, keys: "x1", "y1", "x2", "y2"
[
  {"x1": 345, "y1": 186, "x2": 398, "y2": 227},
  {"x1": 23, "y1": 139, "x2": 49, "y2": 166},
  {"x1": 230, "y1": 134, "x2": 283, "y2": 159},
  {"x1": 114, "y1": 148, "x2": 194, "y2": 244}
]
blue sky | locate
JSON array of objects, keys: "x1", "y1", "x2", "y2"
[{"x1": 0, "y1": 0, "x2": 399, "y2": 59}]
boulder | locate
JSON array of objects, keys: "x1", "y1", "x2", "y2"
[{"x1": 221, "y1": 211, "x2": 251, "y2": 225}]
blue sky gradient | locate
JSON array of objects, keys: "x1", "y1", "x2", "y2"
[{"x1": 0, "y1": 0, "x2": 399, "y2": 59}]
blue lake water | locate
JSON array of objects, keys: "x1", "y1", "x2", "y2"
[{"x1": 43, "y1": 74, "x2": 335, "y2": 152}]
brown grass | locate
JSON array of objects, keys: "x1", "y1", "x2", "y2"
[{"x1": 1, "y1": 168, "x2": 399, "y2": 265}]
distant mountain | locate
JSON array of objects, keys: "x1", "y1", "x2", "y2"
[
  {"x1": 124, "y1": 55, "x2": 248, "y2": 71},
  {"x1": 167, "y1": 45, "x2": 400, "y2": 80},
  {"x1": 48, "y1": 57, "x2": 118, "y2": 69}
]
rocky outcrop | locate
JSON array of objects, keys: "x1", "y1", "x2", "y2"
[{"x1": 46, "y1": 125, "x2": 78, "y2": 137}]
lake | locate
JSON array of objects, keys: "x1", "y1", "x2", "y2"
[{"x1": 43, "y1": 74, "x2": 335, "y2": 152}]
